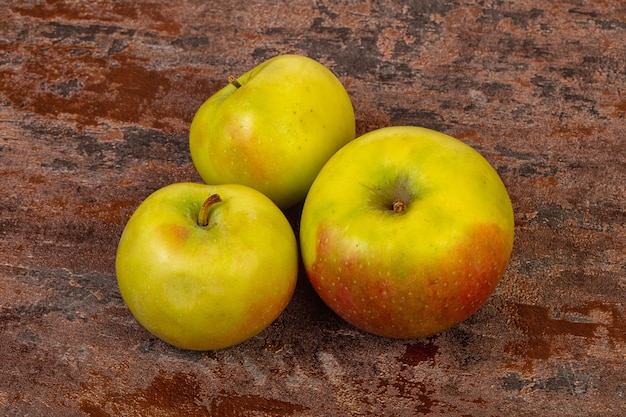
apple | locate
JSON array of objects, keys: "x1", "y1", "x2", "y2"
[
  {"x1": 115, "y1": 182, "x2": 299, "y2": 350},
  {"x1": 189, "y1": 54, "x2": 355, "y2": 210},
  {"x1": 299, "y1": 126, "x2": 515, "y2": 339}
]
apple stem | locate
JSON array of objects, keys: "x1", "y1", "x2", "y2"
[
  {"x1": 392, "y1": 200, "x2": 406, "y2": 213},
  {"x1": 228, "y1": 75, "x2": 242, "y2": 89},
  {"x1": 198, "y1": 194, "x2": 222, "y2": 227}
]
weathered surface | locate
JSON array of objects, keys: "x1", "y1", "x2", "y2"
[{"x1": 1, "y1": 1, "x2": 625, "y2": 416}]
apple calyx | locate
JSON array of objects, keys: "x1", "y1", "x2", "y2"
[
  {"x1": 197, "y1": 194, "x2": 222, "y2": 227},
  {"x1": 228, "y1": 75, "x2": 242, "y2": 89},
  {"x1": 368, "y1": 177, "x2": 412, "y2": 214},
  {"x1": 392, "y1": 200, "x2": 406, "y2": 213}
]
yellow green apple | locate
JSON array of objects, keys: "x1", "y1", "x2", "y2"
[
  {"x1": 189, "y1": 54, "x2": 355, "y2": 210},
  {"x1": 115, "y1": 182, "x2": 298, "y2": 350},
  {"x1": 300, "y1": 126, "x2": 515, "y2": 339}
]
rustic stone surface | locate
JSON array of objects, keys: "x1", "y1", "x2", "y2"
[{"x1": 1, "y1": 1, "x2": 625, "y2": 416}]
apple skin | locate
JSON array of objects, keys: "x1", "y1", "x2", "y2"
[
  {"x1": 189, "y1": 54, "x2": 355, "y2": 210},
  {"x1": 116, "y1": 182, "x2": 298, "y2": 351},
  {"x1": 300, "y1": 126, "x2": 515, "y2": 339}
]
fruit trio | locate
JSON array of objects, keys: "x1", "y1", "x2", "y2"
[{"x1": 116, "y1": 54, "x2": 514, "y2": 350}]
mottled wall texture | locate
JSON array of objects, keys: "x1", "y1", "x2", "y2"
[{"x1": 1, "y1": 1, "x2": 625, "y2": 416}]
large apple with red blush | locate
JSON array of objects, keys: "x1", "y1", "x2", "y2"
[{"x1": 299, "y1": 126, "x2": 515, "y2": 339}]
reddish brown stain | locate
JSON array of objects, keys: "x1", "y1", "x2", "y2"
[
  {"x1": 566, "y1": 301, "x2": 626, "y2": 344},
  {"x1": 610, "y1": 99, "x2": 626, "y2": 117},
  {"x1": 78, "y1": 199, "x2": 139, "y2": 225},
  {"x1": 80, "y1": 369, "x2": 309, "y2": 417},
  {"x1": 507, "y1": 303, "x2": 591, "y2": 361},
  {"x1": 398, "y1": 339, "x2": 439, "y2": 367},
  {"x1": 455, "y1": 129, "x2": 484, "y2": 146},
  {"x1": 506, "y1": 302, "x2": 624, "y2": 364},
  {"x1": 1, "y1": 44, "x2": 213, "y2": 131},
  {"x1": 208, "y1": 392, "x2": 309, "y2": 417},
  {"x1": 11, "y1": 2, "x2": 182, "y2": 34},
  {"x1": 551, "y1": 124, "x2": 598, "y2": 138},
  {"x1": 16, "y1": 52, "x2": 171, "y2": 127},
  {"x1": 128, "y1": 372, "x2": 204, "y2": 412},
  {"x1": 80, "y1": 372, "x2": 209, "y2": 417},
  {"x1": 26, "y1": 175, "x2": 48, "y2": 185},
  {"x1": 79, "y1": 401, "x2": 110, "y2": 417}
]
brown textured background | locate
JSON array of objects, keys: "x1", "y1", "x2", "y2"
[{"x1": 1, "y1": 1, "x2": 625, "y2": 416}]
